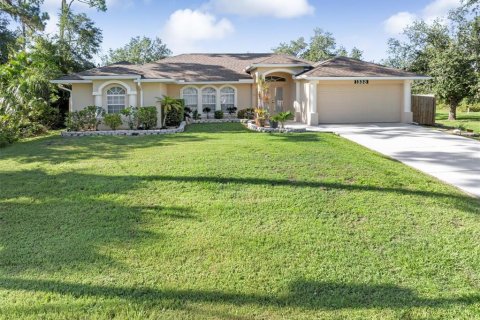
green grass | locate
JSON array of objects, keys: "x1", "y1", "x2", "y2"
[
  {"x1": 1, "y1": 123, "x2": 480, "y2": 319},
  {"x1": 436, "y1": 111, "x2": 480, "y2": 132}
]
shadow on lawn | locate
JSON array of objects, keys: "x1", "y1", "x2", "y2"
[
  {"x1": 0, "y1": 134, "x2": 212, "y2": 164},
  {"x1": 0, "y1": 169, "x2": 198, "y2": 274},
  {"x1": 139, "y1": 174, "x2": 480, "y2": 213},
  {"x1": 1, "y1": 169, "x2": 479, "y2": 275},
  {"x1": 0, "y1": 277, "x2": 478, "y2": 311}
]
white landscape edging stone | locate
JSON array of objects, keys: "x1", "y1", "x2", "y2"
[
  {"x1": 61, "y1": 121, "x2": 186, "y2": 137},
  {"x1": 245, "y1": 121, "x2": 306, "y2": 133}
]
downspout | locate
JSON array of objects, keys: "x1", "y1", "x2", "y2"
[{"x1": 57, "y1": 84, "x2": 72, "y2": 112}]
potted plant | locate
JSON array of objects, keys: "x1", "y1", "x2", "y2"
[
  {"x1": 270, "y1": 118, "x2": 279, "y2": 128},
  {"x1": 271, "y1": 111, "x2": 294, "y2": 129},
  {"x1": 203, "y1": 106, "x2": 212, "y2": 119},
  {"x1": 254, "y1": 108, "x2": 269, "y2": 127}
]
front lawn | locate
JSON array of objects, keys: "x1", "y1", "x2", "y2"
[
  {"x1": 436, "y1": 111, "x2": 480, "y2": 133},
  {"x1": 1, "y1": 123, "x2": 480, "y2": 319}
]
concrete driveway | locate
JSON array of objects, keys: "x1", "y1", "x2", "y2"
[{"x1": 289, "y1": 123, "x2": 480, "y2": 198}]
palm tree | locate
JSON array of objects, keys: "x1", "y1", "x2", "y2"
[
  {"x1": 271, "y1": 111, "x2": 294, "y2": 129},
  {"x1": 157, "y1": 95, "x2": 183, "y2": 128},
  {"x1": 257, "y1": 77, "x2": 270, "y2": 109}
]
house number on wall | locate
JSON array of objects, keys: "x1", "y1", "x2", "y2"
[{"x1": 354, "y1": 80, "x2": 369, "y2": 84}]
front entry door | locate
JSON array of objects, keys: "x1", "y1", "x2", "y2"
[{"x1": 270, "y1": 85, "x2": 284, "y2": 113}]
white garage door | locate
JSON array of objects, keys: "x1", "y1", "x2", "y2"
[{"x1": 317, "y1": 82, "x2": 403, "y2": 123}]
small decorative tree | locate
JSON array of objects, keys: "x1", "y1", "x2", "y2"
[
  {"x1": 192, "y1": 109, "x2": 200, "y2": 120},
  {"x1": 257, "y1": 77, "x2": 270, "y2": 109},
  {"x1": 226, "y1": 106, "x2": 237, "y2": 118},
  {"x1": 184, "y1": 107, "x2": 192, "y2": 121},
  {"x1": 203, "y1": 106, "x2": 212, "y2": 119}
]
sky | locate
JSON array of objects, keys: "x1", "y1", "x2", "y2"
[{"x1": 41, "y1": 0, "x2": 463, "y2": 63}]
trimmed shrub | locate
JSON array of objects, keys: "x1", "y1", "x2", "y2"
[
  {"x1": 165, "y1": 99, "x2": 185, "y2": 127},
  {"x1": 65, "y1": 111, "x2": 84, "y2": 131},
  {"x1": 214, "y1": 110, "x2": 224, "y2": 119},
  {"x1": 81, "y1": 106, "x2": 105, "y2": 130},
  {"x1": 137, "y1": 106, "x2": 158, "y2": 129},
  {"x1": 121, "y1": 106, "x2": 138, "y2": 129},
  {"x1": 237, "y1": 108, "x2": 255, "y2": 119},
  {"x1": 0, "y1": 116, "x2": 19, "y2": 148},
  {"x1": 104, "y1": 113, "x2": 122, "y2": 130},
  {"x1": 65, "y1": 106, "x2": 105, "y2": 131}
]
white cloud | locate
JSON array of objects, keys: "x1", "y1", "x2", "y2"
[
  {"x1": 384, "y1": 0, "x2": 462, "y2": 35},
  {"x1": 206, "y1": 0, "x2": 314, "y2": 18},
  {"x1": 384, "y1": 12, "x2": 417, "y2": 35},
  {"x1": 423, "y1": 0, "x2": 461, "y2": 22},
  {"x1": 162, "y1": 9, "x2": 234, "y2": 53}
]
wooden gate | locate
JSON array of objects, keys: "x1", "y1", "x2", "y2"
[{"x1": 412, "y1": 95, "x2": 436, "y2": 125}]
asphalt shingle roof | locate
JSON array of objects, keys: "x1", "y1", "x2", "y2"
[
  {"x1": 56, "y1": 54, "x2": 424, "y2": 82},
  {"x1": 59, "y1": 53, "x2": 312, "y2": 82},
  {"x1": 299, "y1": 56, "x2": 422, "y2": 78}
]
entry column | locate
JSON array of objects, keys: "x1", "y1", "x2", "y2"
[{"x1": 307, "y1": 80, "x2": 319, "y2": 125}]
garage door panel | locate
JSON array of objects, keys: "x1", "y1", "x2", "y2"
[{"x1": 317, "y1": 84, "x2": 402, "y2": 123}]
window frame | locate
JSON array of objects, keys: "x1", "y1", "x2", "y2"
[
  {"x1": 201, "y1": 86, "x2": 217, "y2": 112},
  {"x1": 220, "y1": 86, "x2": 236, "y2": 112},
  {"x1": 106, "y1": 86, "x2": 127, "y2": 114},
  {"x1": 181, "y1": 86, "x2": 199, "y2": 111}
]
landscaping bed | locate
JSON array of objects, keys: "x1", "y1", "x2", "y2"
[
  {"x1": 245, "y1": 120, "x2": 306, "y2": 133},
  {"x1": 61, "y1": 121, "x2": 186, "y2": 137}
]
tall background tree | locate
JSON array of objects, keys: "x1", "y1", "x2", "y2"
[
  {"x1": 0, "y1": 0, "x2": 48, "y2": 49},
  {"x1": 0, "y1": 0, "x2": 106, "y2": 145},
  {"x1": 384, "y1": 0, "x2": 479, "y2": 120},
  {"x1": 273, "y1": 28, "x2": 364, "y2": 61},
  {"x1": 101, "y1": 36, "x2": 171, "y2": 65}
]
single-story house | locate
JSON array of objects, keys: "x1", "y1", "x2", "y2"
[{"x1": 51, "y1": 53, "x2": 428, "y2": 126}]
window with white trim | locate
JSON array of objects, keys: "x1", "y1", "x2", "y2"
[
  {"x1": 106, "y1": 86, "x2": 126, "y2": 113},
  {"x1": 201, "y1": 87, "x2": 216, "y2": 112},
  {"x1": 182, "y1": 87, "x2": 198, "y2": 111},
  {"x1": 220, "y1": 87, "x2": 235, "y2": 112}
]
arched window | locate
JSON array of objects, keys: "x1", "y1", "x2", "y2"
[
  {"x1": 182, "y1": 87, "x2": 198, "y2": 111},
  {"x1": 106, "y1": 86, "x2": 126, "y2": 113},
  {"x1": 201, "y1": 87, "x2": 216, "y2": 112},
  {"x1": 265, "y1": 76, "x2": 286, "y2": 82},
  {"x1": 220, "y1": 87, "x2": 235, "y2": 112}
]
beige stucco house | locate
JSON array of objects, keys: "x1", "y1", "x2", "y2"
[{"x1": 51, "y1": 53, "x2": 428, "y2": 126}]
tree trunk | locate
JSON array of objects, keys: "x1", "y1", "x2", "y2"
[
  {"x1": 59, "y1": 0, "x2": 69, "y2": 51},
  {"x1": 448, "y1": 100, "x2": 458, "y2": 120}
]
